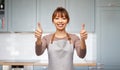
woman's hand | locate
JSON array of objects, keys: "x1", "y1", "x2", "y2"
[
  {"x1": 80, "y1": 24, "x2": 88, "y2": 40},
  {"x1": 35, "y1": 22, "x2": 43, "y2": 39}
]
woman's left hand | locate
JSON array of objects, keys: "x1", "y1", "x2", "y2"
[{"x1": 80, "y1": 24, "x2": 88, "y2": 40}]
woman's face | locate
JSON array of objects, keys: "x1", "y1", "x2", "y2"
[{"x1": 53, "y1": 13, "x2": 68, "y2": 31}]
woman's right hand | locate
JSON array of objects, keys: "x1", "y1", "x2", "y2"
[{"x1": 35, "y1": 22, "x2": 43, "y2": 39}]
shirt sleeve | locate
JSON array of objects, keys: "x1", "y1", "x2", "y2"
[
  {"x1": 35, "y1": 36, "x2": 47, "y2": 56},
  {"x1": 74, "y1": 35, "x2": 86, "y2": 58}
]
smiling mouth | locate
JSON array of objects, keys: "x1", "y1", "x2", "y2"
[{"x1": 57, "y1": 24, "x2": 64, "y2": 27}]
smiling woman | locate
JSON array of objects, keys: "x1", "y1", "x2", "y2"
[
  {"x1": 52, "y1": 7, "x2": 69, "y2": 31},
  {"x1": 35, "y1": 7, "x2": 88, "y2": 70}
]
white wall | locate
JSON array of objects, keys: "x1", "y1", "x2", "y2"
[{"x1": 0, "y1": 33, "x2": 96, "y2": 63}]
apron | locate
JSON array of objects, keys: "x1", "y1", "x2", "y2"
[{"x1": 47, "y1": 33, "x2": 74, "y2": 70}]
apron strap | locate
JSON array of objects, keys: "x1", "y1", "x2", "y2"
[
  {"x1": 66, "y1": 33, "x2": 72, "y2": 44},
  {"x1": 51, "y1": 33, "x2": 71, "y2": 44},
  {"x1": 51, "y1": 33, "x2": 55, "y2": 44}
]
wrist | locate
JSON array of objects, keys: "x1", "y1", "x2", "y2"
[
  {"x1": 80, "y1": 39, "x2": 86, "y2": 49},
  {"x1": 36, "y1": 38, "x2": 42, "y2": 45}
]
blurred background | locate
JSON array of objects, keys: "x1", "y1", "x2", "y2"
[{"x1": 0, "y1": 0, "x2": 120, "y2": 70}]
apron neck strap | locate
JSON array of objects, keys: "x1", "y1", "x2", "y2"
[{"x1": 51, "y1": 33, "x2": 71, "y2": 44}]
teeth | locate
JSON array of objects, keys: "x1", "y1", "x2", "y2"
[
  {"x1": 58, "y1": 24, "x2": 63, "y2": 27},
  {"x1": 59, "y1": 24, "x2": 62, "y2": 26}
]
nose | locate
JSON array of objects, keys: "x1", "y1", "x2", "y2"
[{"x1": 59, "y1": 18, "x2": 62, "y2": 23}]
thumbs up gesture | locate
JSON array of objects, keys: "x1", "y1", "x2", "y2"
[
  {"x1": 80, "y1": 24, "x2": 88, "y2": 40},
  {"x1": 35, "y1": 22, "x2": 43, "y2": 39}
]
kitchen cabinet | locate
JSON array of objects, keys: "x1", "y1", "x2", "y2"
[
  {"x1": 0, "y1": 0, "x2": 7, "y2": 32},
  {"x1": 33, "y1": 66, "x2": 89, "y2": 70},
  {"x1": 96, "y1": 0, "x2": 120, "y2": 7},
  {"x1": 33, "y1": 66, "x2": 95, "y2": 70},
  {"x1": 0, "y1": 66, "x2": 96, "y2": 70},
  {"x1": 38, "y1": 0, "x2": 95, "y2": 33},
  {"x1": 1, "y1": 0, "x2": 95, "y2": 32},
  {"x1": 8, "y1": 0, "x2": 37, "y2": 32},
  {"x1": 37, "y1": 0, "x2": 66, "y2": 33},
  {"x1": 66, "y1": 0, "x2": 95, "y2": 33},
  {"x1": 74, "y1": 67, "x2": 88, "y2": 70},
  {"x1": 96, "y1": 0, "x2": 120, "y2": 69},
  {"x1": 0, "y1": 66, "x2": 2, "y2": 70},
  {"x1": 33, "y1": 66, "x2": 47, "y2": 70},
  {"x1": 4, "y1": 0, "x2": 66, "y2": 32}
]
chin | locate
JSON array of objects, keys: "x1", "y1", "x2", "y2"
[{"x1": 57, "y1": 28, "x2": 65, "y2": 31}]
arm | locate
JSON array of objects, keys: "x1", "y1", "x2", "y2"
[
  {"x1": 35, "y1": 22, "x2": 46, "y2": 56},
  {"x1": 79, "y1": 39, "x2": 86, "y2": 58},
  {"x1": 75, "y1": 37, "x2": 86, "y2": 58},
  {"x1": 35, "y1": 37, "x2": 47, "y2": 56},
  {"x1": 75, "y1": 24, "x2": 87, "y2": 58}
]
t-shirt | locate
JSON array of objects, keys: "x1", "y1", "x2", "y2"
[{"x1": 35, "y1": 33, "x2": 86, "y2": 70}]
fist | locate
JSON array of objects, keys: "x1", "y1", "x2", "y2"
[
  {"x1": 80, "y1": 24, "x2": 88, "y2": 40},
  {"x1": 35, "y1": 22, "x2": 43, "y2": 39}
]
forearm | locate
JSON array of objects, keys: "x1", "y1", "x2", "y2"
[
  {"x1": 35, "y1": 38, "x2": 43, "y2": 56},
  {"x1": 36, "y1": 38, "x2": 42, "y2": 46},
  {"x1": 76, "y1": 39, "x2": 86, "y2": 58},
  {"x1": 79, "y1": 39, "x2": 86, "y2": 58},
  {"x1": 80, "y1": 39, "x2": 86, "y2": 49}
]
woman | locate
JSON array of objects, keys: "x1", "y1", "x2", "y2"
[{"x1": 35, "y1": 7, "x2": 88, "y2": 70}]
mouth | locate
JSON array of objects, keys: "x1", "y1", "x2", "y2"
[{"x1": 57, "y1": 24, "x2": 64, "y2": 27}]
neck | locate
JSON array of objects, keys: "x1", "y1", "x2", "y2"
[{"x1": 55, "y1": 30, "x2": 67, "y2": 38}]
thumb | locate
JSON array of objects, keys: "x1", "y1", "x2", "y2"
[
  {"x1": 37, "y1": 22, "x2": 43, "y2": 32},
  {"x1": 81, "y1": 24, "x2": 85, "y2": 30}
]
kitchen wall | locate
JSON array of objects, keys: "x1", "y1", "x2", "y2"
[{"x1": 0, "y1": 33, "x2": 96, "y2": 63}]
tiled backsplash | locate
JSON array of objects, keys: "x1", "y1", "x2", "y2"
[{"x1": 0, "y1": 33, "x2": 96, "y2": 63}]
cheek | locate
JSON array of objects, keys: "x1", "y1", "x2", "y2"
[
  {"x1": 52, "y1": 20, "x2": 56, "y2": 24},
  {"x1": 53, "y1": 19, "x2": 58, "y2": 23},
  {"x1": 64, "y1": 20, "x2": 68, "y2": 24}
]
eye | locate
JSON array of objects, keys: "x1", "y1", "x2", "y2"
[
  {"x1": 62, "y1": 17, "x2": 67, "y2": 20},
  {"x1": 54, "y1": 17, "x2": 59, "y2": 20}
]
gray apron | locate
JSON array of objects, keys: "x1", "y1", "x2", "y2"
[{"x1": 47, "y1": 33, "x2": 74, "y2": 70}]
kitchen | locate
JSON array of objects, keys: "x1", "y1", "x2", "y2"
[{"x1": 0, "y1": 0, "x2": 120, "y2": 70}]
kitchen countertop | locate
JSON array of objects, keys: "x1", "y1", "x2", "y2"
[{"x1": 0, "y1": 60, "x2": 96, "y2": 66}]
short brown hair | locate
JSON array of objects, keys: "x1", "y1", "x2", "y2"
[{"x1": 52, "y1": 7, "x2": 70, "y2": 23}]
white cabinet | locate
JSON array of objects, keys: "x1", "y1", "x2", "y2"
[
  {"x1": 0, "y1": 66, "x2": 2, "y2": 70},
  {"x1": 37, "y1": 0, "x2": 66, "y2": 33},
  {"x1": 5, "y1": 0, "x2": 95, "y2": 32},
  {"x1": 96, "y1": 0, "x2": 120, "y2": 7},
  {"x1": 38, "y1": 0, "x2": 95, "y2": 33},
  {"x1": 9, "y1": 0, "x2": 37, "y2": 32},
  {"x1": 66, "y1": 0, "x2": 95, "y2": 33},
  {"x1": 96, "y1": 0, "x2": 120, "y2": 69},
  {"x1": 97, "y1": 7, "x2": 120, "y2": 64}
]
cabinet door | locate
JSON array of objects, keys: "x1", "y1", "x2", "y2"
[
  {"x1": 37, "y1": 0, "x2": 65, "y2": 33},
  {"x1": 97, "y1": 7, "x2": 120, "y2": 69},
  {"x1": 66, "y1": 0, "x2": 95, "y2": 33},
  {"x1": 74, "y1": 66, "x2": 88, "y2": 70},
  {"x1": 9, "y1": 0, "x2": 37, "y2": 32},
  {"x1": 0, "y1": 65, "x2": 2, "y2": 70},
  {"x1": 96, "y1": 0, "x2": 120, "y2": 7}
]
